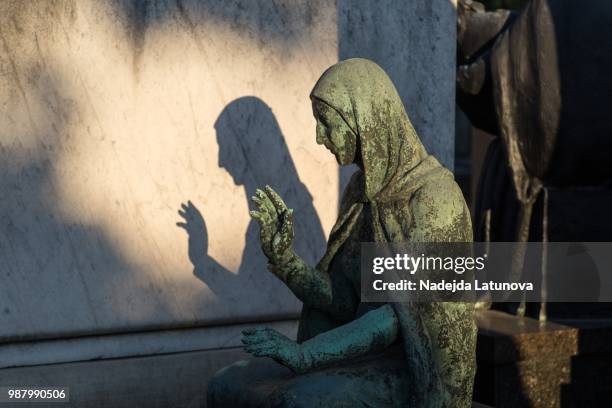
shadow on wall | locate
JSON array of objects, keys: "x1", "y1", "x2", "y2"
[
  {"x1": 110, "y1": 0, "x2": 332, "y2": 303},
  {"x1": 177, "y1": 97, "x2": 326, "y2": 302}
]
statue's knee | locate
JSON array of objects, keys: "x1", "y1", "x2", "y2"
[
  {"x1": 208, "y1": 359, "x2": 285, "y2": 406},
  {"x1": 207, "y1": 361, "x2": 246, "y2": 400},
  {"x1": 206, "y1": 369, "x2": 228, "y2": 404},
  {"x1": 267, "y1": 391, "x2": 306, "y2": 408},
  {"x1": 207, "y1": 371, "x2": 223, "y2": 392},
  {"x1": 267, "y1": 375, "x2": 342, "y2": 408}
]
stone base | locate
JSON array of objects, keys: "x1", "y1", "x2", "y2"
[{"x1": 473, "y1": 310, "x2": 612, "y2": 407}]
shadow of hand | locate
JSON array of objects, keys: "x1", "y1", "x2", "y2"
[{"x1": 177, "y1": 200, "x2": 207, "y2": 265}]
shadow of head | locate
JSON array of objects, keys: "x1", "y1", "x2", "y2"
[{"x1": 214, "y1": 96, "x2": 297, "y2": 189}]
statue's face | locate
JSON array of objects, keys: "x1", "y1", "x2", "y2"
[{"x1": 312, "y1": 99, "x2": 357, "y2": 166}]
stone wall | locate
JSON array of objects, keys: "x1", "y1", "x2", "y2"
[{"x1": 0, "y1": 0, "x2": 456, "y2": 405}]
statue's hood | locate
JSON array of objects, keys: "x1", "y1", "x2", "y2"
[{"x1": 310, "y1": 58, "x2": 430, "y2": 202}]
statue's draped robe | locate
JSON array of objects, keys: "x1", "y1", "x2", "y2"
[{"x1": 208, "y1": 59, "x2": 476, "y2": 407}]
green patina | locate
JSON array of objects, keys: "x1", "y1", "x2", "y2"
[{"x1": 208, "y1": 58, "x2": 476, "y2": 407}]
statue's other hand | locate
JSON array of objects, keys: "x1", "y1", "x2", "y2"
[
  {"x1": 242, "y1": 328, "x2": 307, "y2": 374},
  {"x1": 250, "y1": 185, "x2": 294, "y2": 267}
]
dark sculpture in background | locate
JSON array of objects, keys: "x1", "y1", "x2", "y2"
[
  {"x1": 207, "y1": 59, "x2": 476, "y2": 407},
  {"x1": 457, "y1": 0, "x2": 612, "y2": 320}
]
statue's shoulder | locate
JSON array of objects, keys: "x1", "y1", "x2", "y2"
[{"x1": 408, "y1": 177, "x2": 472, "y2": 242}]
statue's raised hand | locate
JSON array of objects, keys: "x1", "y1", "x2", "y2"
[
  {"x1": 242, "y1": 328, "x2": 308, "y2": 374},
  {"x1": 250, "y1": 186, "x2": 295, "y2": 270}
]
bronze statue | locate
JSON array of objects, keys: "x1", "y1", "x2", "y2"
[
  {"x1": 457, "y1": 0, "x2": 612, "y2": 319},
  {"x1": 208, "y1": 58, "x2": 476, "y2": 407}
]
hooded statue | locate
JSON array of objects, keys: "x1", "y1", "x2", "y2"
[{"x1": 208, "y1": 59, "x2": 476, "y2": 408}]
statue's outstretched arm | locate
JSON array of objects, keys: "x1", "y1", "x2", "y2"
[
  {"x1": 299, "y1": 303, "x2": 399, "y2": 369},
  {"x1": 250, "y1": 186, "x2": 354, "y2": 318},
  {"x1": 242, "y1": 304, "x2": 399, "y2": 373},
  {"x1": 271, "y1": 253, "x2": 360, "y2": 320}
]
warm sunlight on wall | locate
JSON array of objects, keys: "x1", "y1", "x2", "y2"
[{"x1": 0, "y1": 0, "x2": 338, "y2": 340}]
